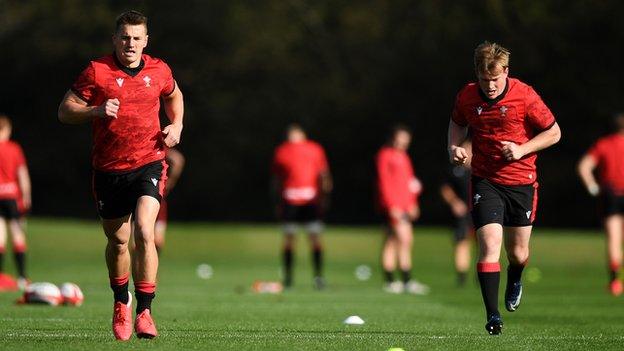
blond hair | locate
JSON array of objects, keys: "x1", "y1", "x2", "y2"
[{"x1": 474, "y1": 41, "x2": 510, "y2": 75}]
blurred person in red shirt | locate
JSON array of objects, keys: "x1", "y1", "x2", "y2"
[
  {"x1": 578, "y1": 113, "x2": 624, "y2": 296},
  {"x1": 376, "y1": 125, "x2": 429, "y2": 295},
  {"x1": 0, "y1": 114, "x2": 31, "y2": 291},
  {"x1": 154, "y1": 148, "x2": 185, "y2": 255},
  {"x1": 272, "y1": 124, "x2": 332, "y2": 290}
]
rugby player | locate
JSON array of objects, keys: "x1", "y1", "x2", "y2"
[
  {"x1": 58, "y1": 10, "x2": 184, "y2": 340},
  {"x1": 448, "y1": 41, "x2": 561, "y2": 334},
  {"x1": 154, "y1": 148, "x2": 185, "y2": 255},
  {"x1": 271, "y1": 124, "x2": 332, "y2": 290},
  {"x1": 376, "y1": 125, "x2": 429, "y2": 295},
  {"x1": 578, "y1": 113, "x2": 624, "y2": 296},
  {"x1": 440, "y1": 140, "x2": 473, "y2": 287},
  {"x1": 0, "y1": 114, "x2": 31, "y2": 290}
]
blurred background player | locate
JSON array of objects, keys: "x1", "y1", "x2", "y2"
[
  {"x1": 578, "y1": 113, "x2": 624, "y2": 296},
  {"x1": 271, "y1": 124, "x2": 332, "y2": 290},
  {"x1": 154, "y1": 148, "x2": 185, "y2": 255},
  {"x1": 0, "y1": 114, "x2": 31, "y2": 291},
  {"x1": 376, "y1": 125, "x2": 429, "y2": 295},
  {"x1": 58, "y1": 11, "x2": 184, "y2": 340},
  {"x1": 448, "y1": 41, "x2": 561, "y2": 334},
  {"x1": 440, "y1": 139, "x2": 473, "y2": 287}
]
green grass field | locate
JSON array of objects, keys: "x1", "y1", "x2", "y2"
[{"x1": 0, "y1": 218, "x2": 622, "y2": 350}]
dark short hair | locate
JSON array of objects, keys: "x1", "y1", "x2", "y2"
[
  {"x1": 115, "y1": 10, "x2": 148, "y2": 33},
  {"x1": 286, "y1": 123, "x2": 305, "y2": 134}
]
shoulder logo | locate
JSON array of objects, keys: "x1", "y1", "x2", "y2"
[
  {"x1": 143, "y1": 76, "x2": 151, "y2": 87},
  {"x1": 116, "y1": 78, "x2": 124, "y2": 87},
  {"x1": 150, "y1": 178, "x2": 158, "y2": 187},
  {"x1": 476, "y1": 106, "x2": 483, "y2": 115}
]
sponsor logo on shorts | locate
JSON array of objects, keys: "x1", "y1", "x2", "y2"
[
  {"x1": 150, "y1": 178, "x2": 158, "y2": 186},
  {"x1": 526, "y1": 210, "x2": 532, "y2": 219},
  {"x1": 98, "y1": 200, "x2": 104, "y2": 210}
]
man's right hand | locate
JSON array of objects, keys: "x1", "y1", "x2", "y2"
[
  {"x1": 450, "y1": 146, "x2": 468, "y2": 165},
  {"x1": 96, "y1": 98, "x2": 120, "y2": 118}
]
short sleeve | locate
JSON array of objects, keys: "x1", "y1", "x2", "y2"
[
  {"x1": 526, "y1": 86, "x2": 556, "y2": 132},
  {"x1": 14, "y1": 144, "x2": 26, "y2": 167},
  {"x1": 451, "y1": 91, "x2": 468, "y2": 127},
  {"x1": 317, "y1": 145, "x2": 329, "y2": 173},
  {"x1": 71, "y1": 63, "x2": 96, "y2": 104},
  {"x1": 160, "y1": 62, "x2": 176, "y2": 97},
  {"x1": 587, "y1": 140, "x2": 605, "y2": 164}
]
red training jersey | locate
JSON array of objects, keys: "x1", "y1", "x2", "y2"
[
  {"x1": 588, "y1": 133, "x2": 624, "y2": 195},
  {"x1": 272, "y1": 140, "x2": 329, "y2": 205},
  {"x1": 452, "y1": 78, "x2": 556, "y2": 185},
  {"x1": 71, "y1": 53, "x2": 176, "y2": 172},
  {"x1": 376, "y1": 146, "x2": 422, "y2": 212},
  {"x1": 0, "y1": 140, "x2": 26, "y2": 200}
]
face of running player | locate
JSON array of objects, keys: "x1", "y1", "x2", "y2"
[
  {"x1": 288, "y1": 129, "x2": 306, "y2": 143},
  {"x1": 392, "y1": 130, "x2": 411, "y2": 151},
  {"x1": 113, "y1": 24, "x2": 148, "y2": 68},
  {"x1": 477, "y1": 66, "x2": 508, "y2": 99}
]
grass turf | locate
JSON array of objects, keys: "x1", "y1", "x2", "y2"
[{"x1": 0, "y1": 218, "x2": 622, "y2": 350}]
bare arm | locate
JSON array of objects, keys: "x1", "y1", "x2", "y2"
[
  {"x1": 501, "y1": 122, "x2": 561, "y2": 161},
  {"x1": 447, "y1": 119, "x2": 469, "y2": 164},
  {"x1": 161, "y1": 84, "x2": 184, "y2": 147},
  {"x1": 577, "y1": 154, "x2": 600, "y2": 196},
  {"x1": 58, "y1": 90, "x2": 119, "y2": 124},
  {"x1": 164, "y1": 148, "x2": 185, "y2": 194},
  {"x1": 17, "y1": 165, "x2": 31, "y2": 210},
  {"x1": 440, "y1": 183, "x2": 468, "y2": 217}
]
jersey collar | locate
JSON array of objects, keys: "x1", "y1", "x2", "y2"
[
  {"x1": 478, "y1": 78, "x2": 509, "y2": 106},
  {"x1": 112, "y1": 52, "x2": 145, "y2": 77}
]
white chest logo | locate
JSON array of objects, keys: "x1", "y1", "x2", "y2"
[
  {"x1": 476, "y1": 106, "x2": 483, "y2": 115},
  {"x1": 500, "y1": 106, "x2": 508, "y2": 115},
  {"x1": 116, "y1": 78, "x2": 124, "y2": 87},
  {"x1": 143, "y1": 76, "x2": 151, "y2": 87}
]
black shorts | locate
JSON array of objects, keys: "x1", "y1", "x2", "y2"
[
  {"x1": 93, "y1": 160, "x2": 168, "y2": 220},
  {"x1": 0, "y1": 199, "x2": 20, "y2": 219},
  {"x1": 453, "y1": 214, "x2": 473, "y2": 242},
  {"x1": 601, "y1": 189, "x2": 624, "y2": 217},
  {"x1": 471, "y1": 177, "x2": 538, "y2": 230},
  {"x1": 280, "y1": 203, "x2": 322, "y2": 223}
]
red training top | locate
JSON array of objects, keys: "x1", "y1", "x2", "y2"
[
  {"x1": 71, "y1": 53, "x2": 176, "y2": 172},
  {"x1": 452, "y1": 78, "x2": 556, "y2": 185},
  {"x1": 0, "y1": 140, "x2": 26, "y2": 200},
  {"x1": 272, "y1": 140, "x2": 329, "y2": 205},
  {"x1": 376, "y1": 146, "x2": 422, "y2": 212},
  {"x1": 588, "y1": 133, "x2": 624, "y2": 195}
]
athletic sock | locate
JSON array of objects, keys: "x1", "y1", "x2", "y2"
[
  {"x1": 312, "y1": 247, "x2": 323, "y2": 278},
  {"x1": 135, "y1": 281, "x2": 156, "y2": 314},
  {"x1": 383, "y1": 270, "x2": 394, "y2": 283},
  {"x1": 110, "y1": 273, "x2": 129, "y2": 304},
  {"x1": 283, "y1": 248, "x2": 293, "y2": 287},
  {"x1": 477, "y1": 262, "x2": 501, "y2": 317},
  {"x1": 13, "y1": 242, "x2": 27, "y2": 278},
  {"x1": 609, "y1": 261, "x2": 620, "y2": 282},
  {"x1": 400, "y1": 269, "x2": 411, "y2": 284},
  {"x1": 507, "y1": 260, "x2": 527, "y2": 286},
  {"x1": 457, "y1": 271, "x2": 468, "y2": 286}
]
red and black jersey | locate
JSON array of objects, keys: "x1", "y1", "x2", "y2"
[
  {"x1": 452, "y1": 78, "x2": 556, "y2": 185},
  {"x1": 0, "y1": 140, "x2": 26, "y2": 200},
  {"x1": 272, "y1": 140, "x2": 329, "y2": 205},
  {"x1": 71, "y1": 53, "x2": 176, "y2": 172},
  {"x1": 376, "y1": 146, "x2": 422, "y2": 212},
  {"x1": 588, "y1": 133, "x2": 624, "y2": 195}
]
